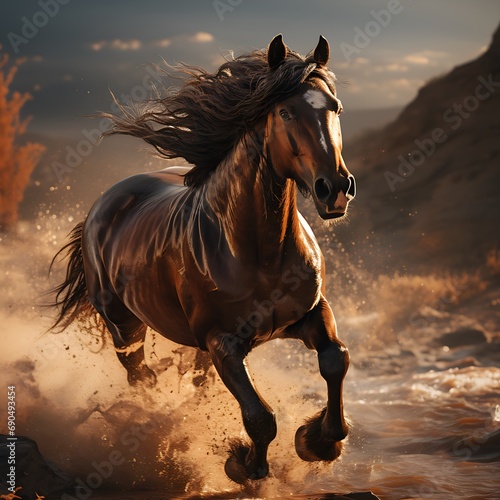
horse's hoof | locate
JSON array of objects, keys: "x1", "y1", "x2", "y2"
[
  {"x1": 295, "y1": 424, "x2": 319, "y2": 461},
  {"x1": 224, "y1": 453, "x2": 249, "y2": 484},
  {"x1": 295, "y1": 424, "x2": 343, "y2": 461},
  {"x1": 224, "y1": 442, "x2": 269, "y2": 483}
]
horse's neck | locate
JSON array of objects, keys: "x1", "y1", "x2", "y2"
[{"x1": 205, "y1": 137, "x2": 299, "y2": 263}]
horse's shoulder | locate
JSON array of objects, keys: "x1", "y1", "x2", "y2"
[{"x1": 297, "y1": 211, "x2": 322, "y2": 256}]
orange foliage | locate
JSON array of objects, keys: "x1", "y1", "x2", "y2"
[{"x1": 0, "y1": 47, "x2": 45, "y2": 230}]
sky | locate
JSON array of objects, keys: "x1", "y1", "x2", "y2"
[{"x1": 1, "y1": 0, "x2": 499, "y2": 134}]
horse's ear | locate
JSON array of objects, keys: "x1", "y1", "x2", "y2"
[
  {"x1": 268, "y1": 34, "x2": 287, "y2": 69},
  {"x1": 313, "y1": 35, "x2": 330, "y2": 66}
]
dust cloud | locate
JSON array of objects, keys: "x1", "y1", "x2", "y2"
[{"x1": 1, "y1": 217, "x2": 500, "y2": 499}]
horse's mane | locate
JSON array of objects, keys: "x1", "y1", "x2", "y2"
[{"x1": 100, "y1": 46, "x2": 336, "y2": 187}]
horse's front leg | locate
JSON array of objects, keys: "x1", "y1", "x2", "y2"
[
  {"x1": 207, "y1": 333, "x2": 277, "y2": 483},
  {"x1": 288, "y1": 297, "x2": 349, "y2": 462}
]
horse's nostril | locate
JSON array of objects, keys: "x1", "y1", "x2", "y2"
[
  {"x1": 314, "y1": 178, "x2": 332, "y2": 202},
  {"x1": 339, "y1": 176, "x2": 350, "y2": 195},
  {"x1": 347, "y1": 175, "x2": 356, "y2": 199}
]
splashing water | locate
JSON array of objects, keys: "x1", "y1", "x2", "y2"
[{"x1": 1, "y1": 219, "x2": 499, "y2": 499}]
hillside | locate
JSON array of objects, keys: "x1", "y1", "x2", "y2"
[
  {"x1": 19, "y1": 24, "x2": 500, "y2": 274},
  {"x1": 339, "y1": 23, "x2": 500, "y2": 271}
]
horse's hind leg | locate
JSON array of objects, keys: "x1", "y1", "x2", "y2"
[
  {"x1": 107, "y1": 320, "x2": 156, "y2": 387},
  {"x1": 207, "y1": 334, "x2": 277, "y2": 482},
  {"x1": 89, "y1": 285, "x2": 156, "y2": 387},
  {"x1": 287, "y1": 297, "x2": 349, "y2": 462}
]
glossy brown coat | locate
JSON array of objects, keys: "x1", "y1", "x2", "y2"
[{"x1": 50, "y1": 34, "x2": 355, "y2": 482}]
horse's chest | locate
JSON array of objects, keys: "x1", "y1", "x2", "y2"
[{"x1": 250, "y1": 260, "x2": 322, "y2": 336}]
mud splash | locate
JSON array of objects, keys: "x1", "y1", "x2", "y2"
[{"x1": 1, "y1": 220, "x2": 499, "y2": 499}]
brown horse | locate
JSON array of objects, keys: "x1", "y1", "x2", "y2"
[{"x1": 50, "y1": 34, "x2": 356, "y2": 482}]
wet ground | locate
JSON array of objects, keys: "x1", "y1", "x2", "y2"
[{"x1": 1, "y1": 222, "x2": 499, "y2": 499}]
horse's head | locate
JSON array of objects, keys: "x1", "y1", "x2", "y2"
[{"x1": 266, "y1": 35, "x2": 356, "y2": 220}]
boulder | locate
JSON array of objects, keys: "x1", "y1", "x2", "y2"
[{"x1": 0, "y1": 435, "x2": 73, "y2": 499}]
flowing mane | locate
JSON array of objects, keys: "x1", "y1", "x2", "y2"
[{"x1": 100, "y1": 46, "x2": 337, "y2": 187}]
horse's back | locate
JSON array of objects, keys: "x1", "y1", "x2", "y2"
[
  {"x1": 84, "y1": 166, "x2": 189, "y2": 235},
  {"x1": 81, "y1": 166, "x2": 199, "y2": 346}
]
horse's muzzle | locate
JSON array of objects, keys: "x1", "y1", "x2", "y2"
[{"x1": 314, "y1": 175, "x2": 356, "y2": 219}]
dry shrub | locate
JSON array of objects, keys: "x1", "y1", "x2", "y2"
[
  {"x1": 486, "y1": 249, "x2": 500, "y2": 276},
  {"x1": 372, "y1": 273, "x2": 448, "y2": 328},
  {"x1": 0, "y1": 47, "x2": 45, "y2": 230},
  {"x1": 370, "y1": 271, "x2": 487, "y2": 334}
]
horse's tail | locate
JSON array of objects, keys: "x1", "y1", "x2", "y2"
[{"x1": 49, "y1": 222, "x2": 95, "y2": 331}]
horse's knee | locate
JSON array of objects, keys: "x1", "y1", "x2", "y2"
[
  {"x1": 318, "y1": 342, "x2": 349, "y2": 381},
  {"x1": 243, "y1": 404, "x2": 277, "y2": 445}
]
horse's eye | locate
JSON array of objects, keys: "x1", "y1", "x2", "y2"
[{"x1": 279, "y1": 109, "x2": 291, "y2": 121}]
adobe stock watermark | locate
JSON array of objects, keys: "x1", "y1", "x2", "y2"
[
  {"x1": 212, "y1": 0, "x2": 243, "y2": 22},
  {"x1": 51, "y1": 64, "x2": 166, "y2": 183},
  {"x1": 385, "y1": 72, "x2": 500, "y2": 192},
  {"x1": 91, "y1": 271, "x2": 136, "y2": 316},
  {"x1": 407, "y1": 278, "x2": 469, "y2": 330},
  {"x1": 224, "y1": 262, "x2": 316, "y2": 350},
  {"x1": 39, "y1": 272, "x2": 137, "y2": 369},
  {"x1": 61, "y1": 415, "x2": 159, "y2": 500},
  {"x1": 407, "y1": 408, "x2": 499, "y2": 498},
  {"x1": 7, "y1": 0, "x2": 70, "y2": 54},
  {"x1": 340, "y1": 0, "x2": 410, "y2": 62}
]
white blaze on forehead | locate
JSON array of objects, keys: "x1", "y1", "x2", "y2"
[
  {"x1": 317, "y1": 119, "x2": 328, "y2": 153},
  {"x1": 303, "y1": 89, "x2": 327, "y2": 109}
]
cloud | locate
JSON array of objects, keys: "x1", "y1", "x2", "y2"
[
  {"x1": 403, "y1": 50, "x2": 447, "y2": 66},
  {"x1": 91, "y1": 39, "x2": 142, "y2": 51},
  {"x1": 153, "y1": 38, "x2": 172, "y2": 48},
  {"x1": 90, "y1": 41, "x2": 105, "y2": 51},
  {"x1": 404, "y1": 54, "x2": 430, "y2": 65},
  {"x1": 353, "y1": 57, "x2": 369, "y2": 65},
  {"x1": 188, "y1": 32, "x2": 214, "y2": 43},
  {"x1": 388, "y1": 78, "x2": 413, "y2": 88},
  {"x1": 373, "y1": 63, "x2": 409, "y2": 73},
  {"x1": 89, "y1": 32, "x2": 213, "y2": 52},
  {"x1": 111, "y1": 39, "x2": 142, "y2": 51}
]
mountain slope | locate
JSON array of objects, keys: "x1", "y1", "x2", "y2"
[{"x1": 340, "y1": 23, "x2": 500, "y2": 271}]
